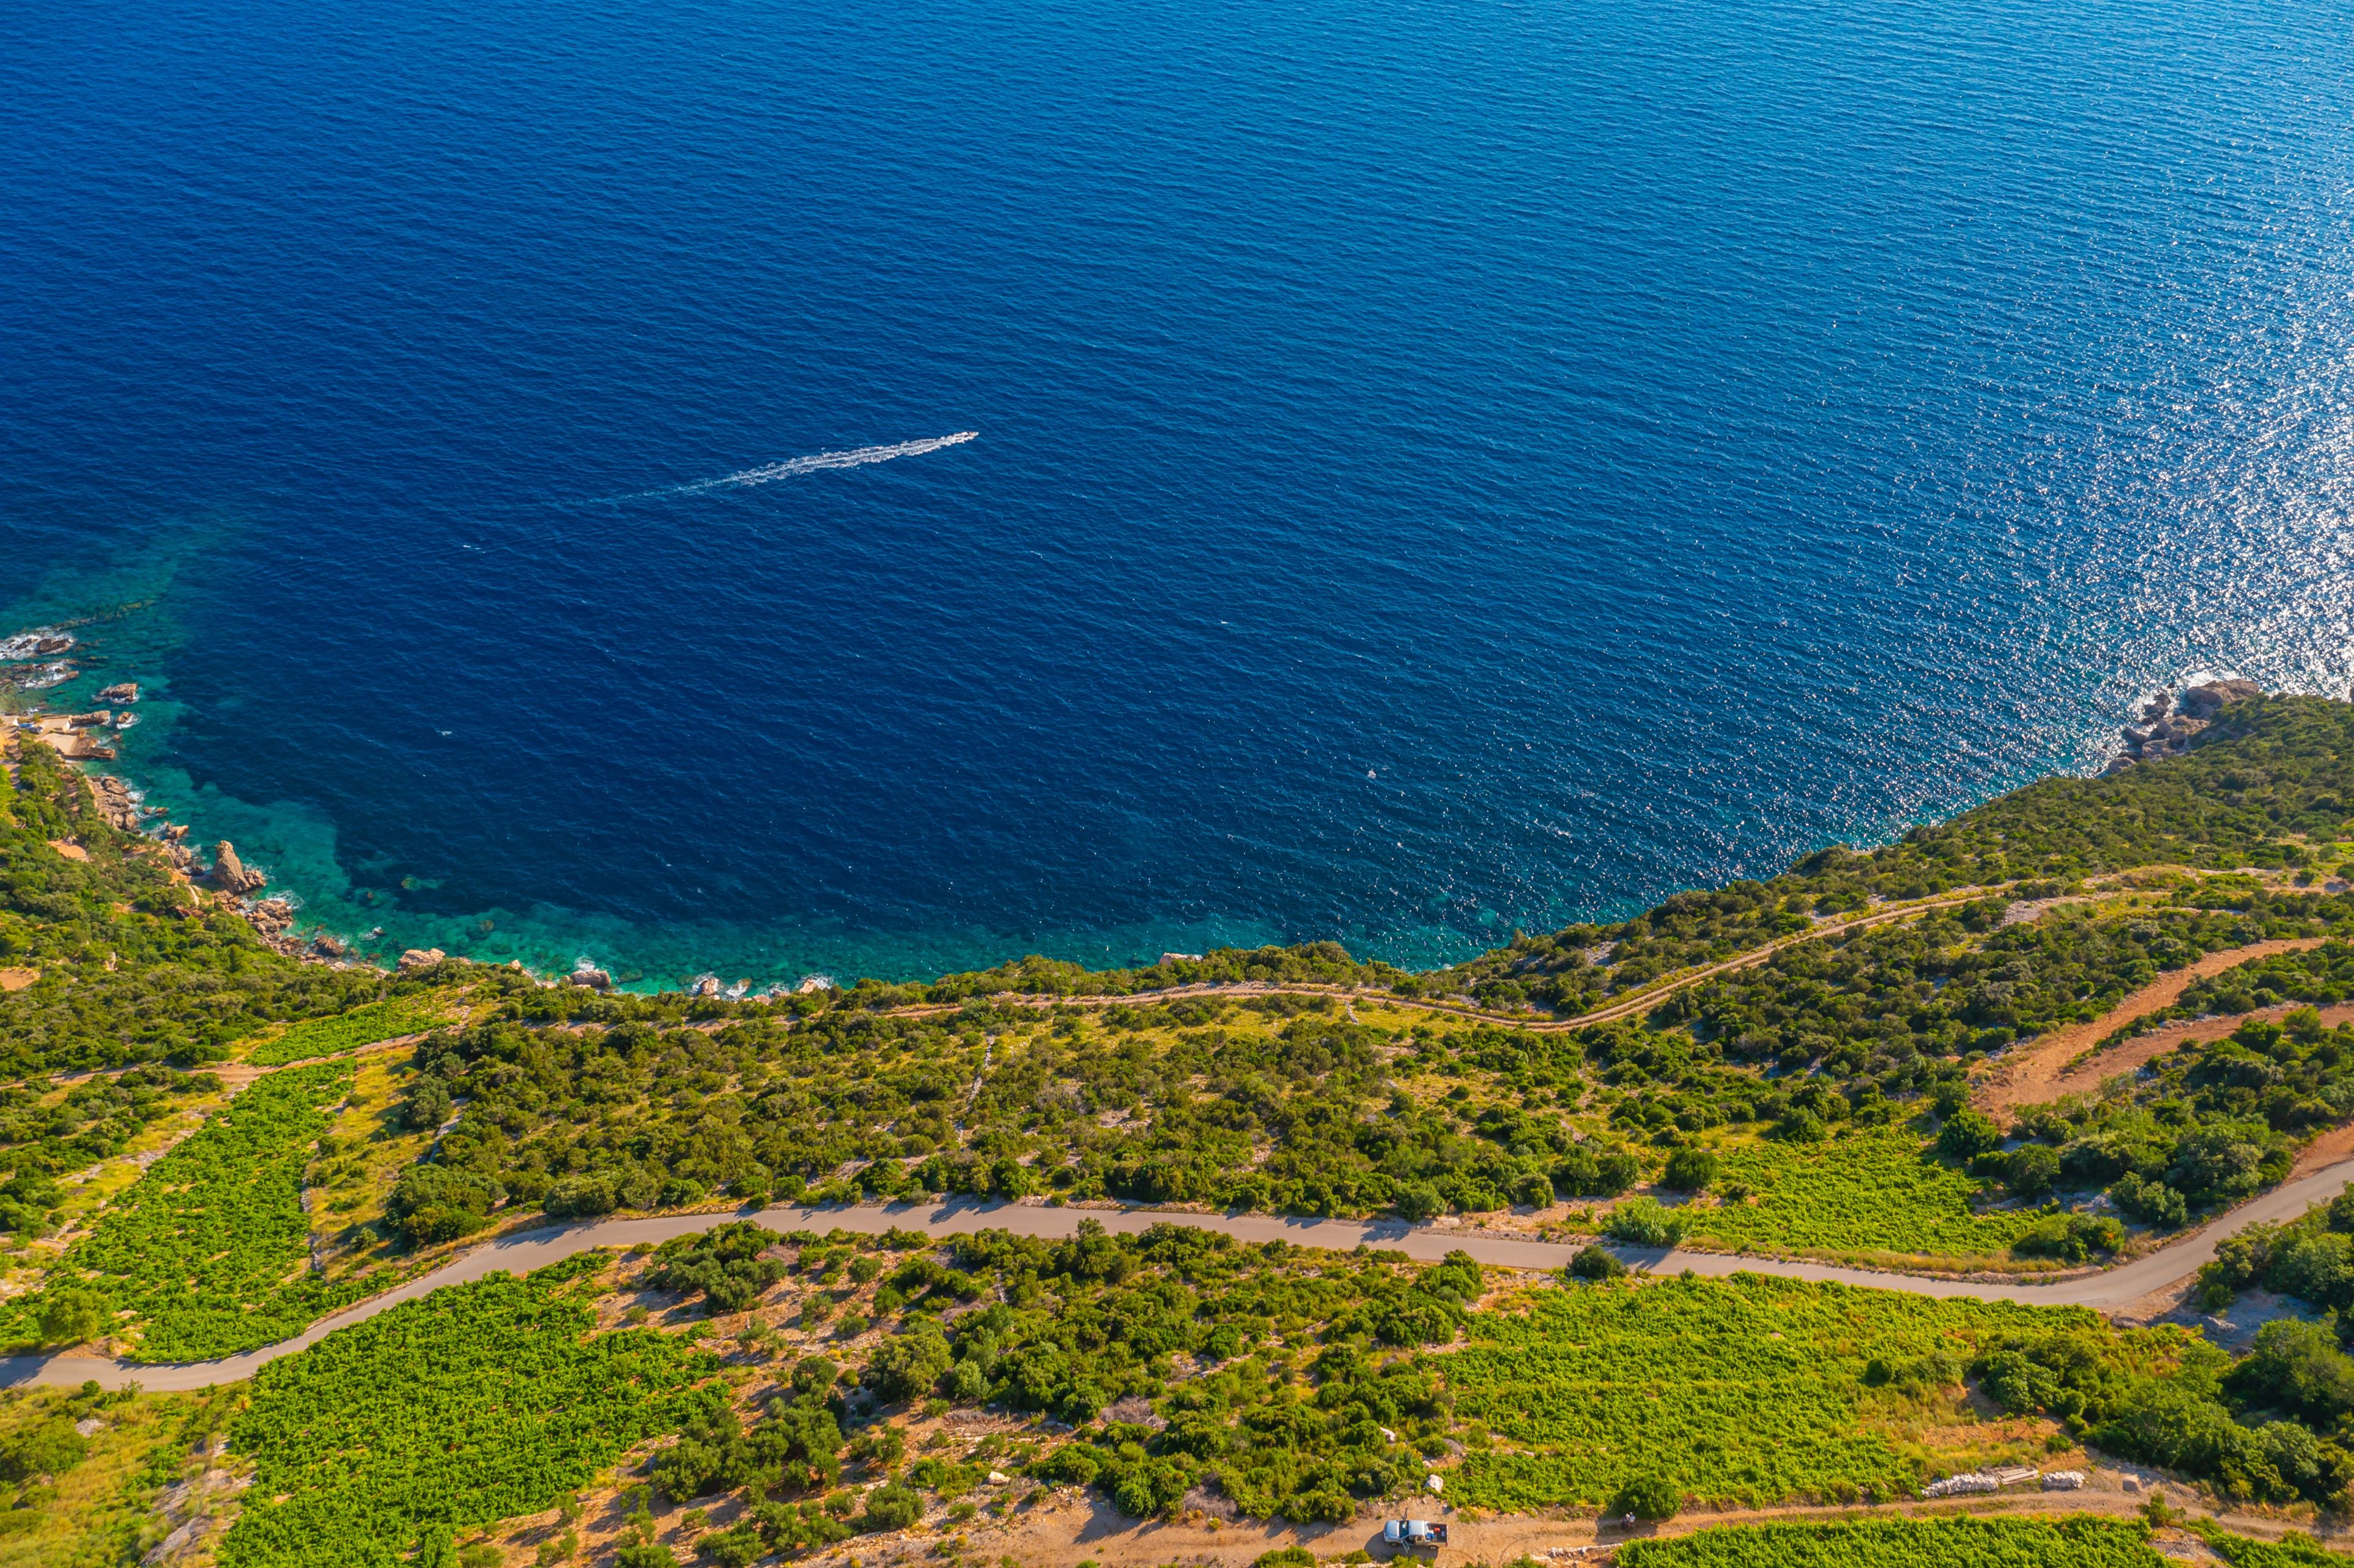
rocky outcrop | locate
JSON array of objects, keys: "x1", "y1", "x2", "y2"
[
  {"x1": 248, "y1": 898, "x2": 295, "y2": 937},
  {"x1": 96, "y1": 682, "x2": 139, "y2": 704},
  {"x1": 208, "y1": 841, "x2": 267, "y2": 894},
  {"x1": 398, "y1": 947, "x2": 448, "y2": 970},
  {"x1": 0, "y1": 630, "x2": 75, "y2": 660},
  {"x1": 2105, "y1": 680, "x2": 2263, "y2": 774},
  {"x1": 88, "y1": 774, "x2": 140, "y2": 831},
  {"x1": 568, "y1": 959, "x2": 614, "y2": 990},
  {"x1": 2180, "y1": 677, "x2": 2263, "y2": 718},
  {"x1": 688, "y1": 973, "x2": 722, "y2": 997},
  {"x1": 139, "y1": 1463, "x2": 248, "y2": 1564},
  {"x1": 311, "y1": 933, "x2": 349, "y2": 958}
]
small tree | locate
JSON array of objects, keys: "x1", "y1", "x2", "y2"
[
  {"x1": 860, "y1": 1483, "x2": 923, "y2": 1532},
  {"x1": 1602, "y1": 1198, "x2": 1686, "y2": 1249},
  {"x1": 2005, "y1": 1144, "x2": 2061, "y2": 1197},
  {"x1": 865, "y1": 1324, "x2": 954, "y2": 1403},
  {"x1": 1612, "y1": 1472, "x2": 1682, "y2": 1520},
  {"x1": 1936, "y1": 1108, "x2": 2004, "y2": 1163},
  {"x1": 1395, "y1": 1182, "x2": 1446, "y2": 1222},
  {"x1": 36, "y1": 1287, "x2": 107, "y2": 1348},
  {"x1": 1567, "y1": 1245, "x2": 1627, "y2": 1282},
  {"x1": 1660, "y1": 1148, "x2": 1719, "y2": 1191}
]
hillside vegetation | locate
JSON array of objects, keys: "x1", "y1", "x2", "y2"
[
  {"x1": 4, "y1": 694, "x2": 2354, "y2": 1350},
  {"x1": 189, "y1": 1225, "x2": 2354, "y2": 1566}
]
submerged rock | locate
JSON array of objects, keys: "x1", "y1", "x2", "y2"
[{"x1": 96, "y1": 682, "x2": 139, "y2": 704}]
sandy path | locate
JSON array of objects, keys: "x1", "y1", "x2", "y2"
[
  {"x1": 892, "y1": 886, "x2": 2019, "y2": 1035},
  {"x1": 1975, "y1": 938, "x2": 2329, "y2": 1113},
  {"x1": 978, "y1": 1473, "x2": 2298, "y2": 1567}
]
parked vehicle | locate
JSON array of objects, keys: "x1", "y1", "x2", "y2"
[{"x1": 1383, "y1": 1520, "x2": 1450, "y2": 1549}]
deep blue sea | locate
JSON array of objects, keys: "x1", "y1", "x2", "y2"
[{"x1": 4, "y1": 0, "x2": 2352, "y2": 988}]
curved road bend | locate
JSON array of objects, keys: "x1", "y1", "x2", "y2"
[
  {"x1": 13, "y1": 1151, "x2": 2354, "y2": 1392},
  {"x1": 4, "y1": 907, "x2": 2322, "y2": 1391}
]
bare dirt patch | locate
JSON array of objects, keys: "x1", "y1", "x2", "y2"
[
  {"x1": 1976, "y1": 939, "x2": 2330, "y2": 1113},
  {"x1": 2024, "y1": 1002, "x2": 2354, "y2": 1111}
]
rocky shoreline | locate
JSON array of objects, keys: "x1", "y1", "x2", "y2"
[
  {"x1": 2101, "y1": 677, "x2": 2262, "y2": 774},
  {"x1": 2, "y1": 630, "x2": 2285, "y2": 999}
]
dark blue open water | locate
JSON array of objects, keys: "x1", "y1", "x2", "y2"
[{"x1": 4, "y1": 0, "x2": 2352, "y2": 986}]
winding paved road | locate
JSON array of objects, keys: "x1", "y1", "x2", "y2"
[
  {"x1": 9, "y1": 896, "x2": 2334, "y2": 1393},
  {"x1": 12, "y1": 1151, "x2": 2354, "y2": 1392}
]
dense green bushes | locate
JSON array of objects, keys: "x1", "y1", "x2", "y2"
[
  {"x1": 1683, "y1": 896, "x2": 2335, "y2": 1068},
  {"x1": 0, "y1": 1063, "x2": 374, "y2": 1359},
  {"x1": 1446, "y1": 1273, "x2": 2091, "y2": 1511},
  {"x1": 1618, "y1": 1517, "x2": 2166, "y2": 1567},
  {"x1": 0, "y1": 1062, "x2": 214, "y2": 1235},
  {"x1": 1972, "y1": 1315, "x2": 2354, "y2": 1504},
  {"x1": 1990, "y1": 1007, "x2": 2354, "y2": 1233},
  {"x1": 248, "y1": 994, "x2": 454, "y2": 1065},
  {"x1": 0, "y1": 740, "x2": 396, "y2": 1071},
  {"x1": 219, "y1": 1257, "x2": 715, "y2": 1568},
  {"x1": 880, "y1": 1222, "x2": 1471, "y2": 1523},
  {"x1": 388, "y1": 1000, "x2": 1638, "y2": 1230},
  {"x1": 2201, "y1": 1185, "x2": 2354, "y2": 1315}
]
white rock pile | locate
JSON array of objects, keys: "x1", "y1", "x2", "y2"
[{"x1": 1921, "y1": 1464, "x2": 2042, "y2": 1499}]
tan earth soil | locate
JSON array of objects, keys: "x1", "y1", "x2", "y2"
[
  {"x1": 2017, "y1": 1002, "x2": 2354, "y2": 1113},
  {"x1": 959, "y1": 1475, "x2": 2328, "y2": 1567},
  {"x1": 1975, "y1": 938, "x2": 2330, "y2": 1113}
]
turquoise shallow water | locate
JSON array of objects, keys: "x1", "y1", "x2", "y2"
[{"x1": 4, "y1": 0, "x2": 2353, "y2": 988}]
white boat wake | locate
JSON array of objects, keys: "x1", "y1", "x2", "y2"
[{"x1": 644, "y1": 431, "x2": 977, "y2": 498}]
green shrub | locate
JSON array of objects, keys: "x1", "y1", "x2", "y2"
[
  {"x1": 2011, "y1": 1213, "x2": 2124, "y2": 1263},
  {"x1": 1396, "y1": 1182, "x2": 1445, "y2": 1220},
  {"x1": 1935, "y1": 1109, "x2": 2003, "y2": 1163},
  {"x1": 2006, "y1": 1144, "x2": 2061, "y2": 1197},
  {"x1": 1612, "y1": 1472, "x2": 1682, "y2": 1520},
  {"x1": 2112, "y1": 1172, "x2": 2190, "y2": 1228},
  {"x1": 1661, "y1": 1149, "x2": 1719, "y2": 1192},
  {"x1": 0, "y1": 1415, "x2": 88, "y2": 1482},
  {"x1": 1604, "y1": 1198, "x2": 1686, "y2": 1248},
  {"x1": 1569, "y1": 1245, "x2": 1628, "y2": 1281},
  {"x1": 860, "y1": 1483, "x2": 923, "y2": 1532}
]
